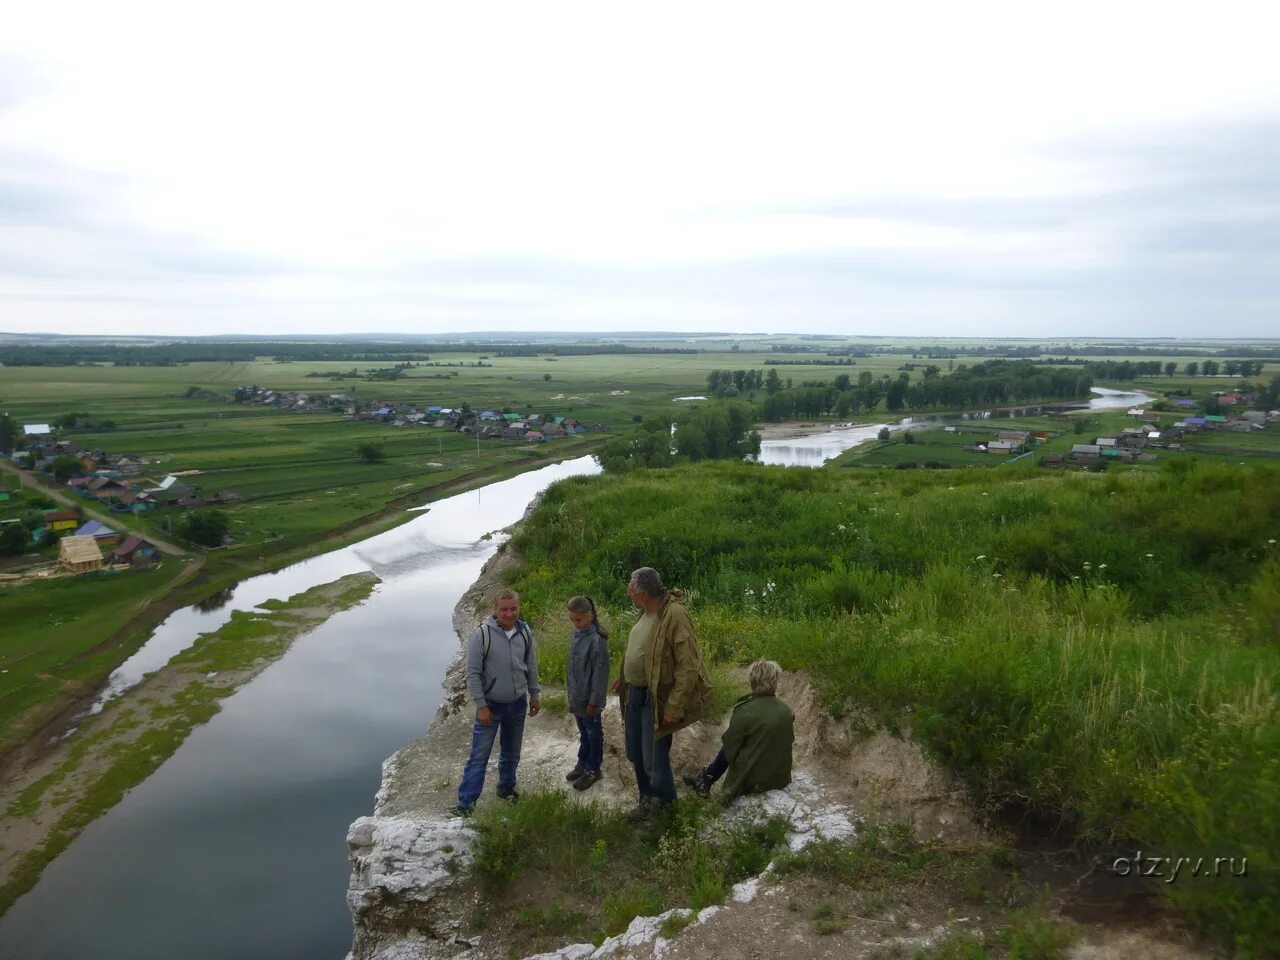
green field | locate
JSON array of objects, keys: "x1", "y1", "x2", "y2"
[{"x1": 0, "y1": 563, "x2": 192, "y2": 753}]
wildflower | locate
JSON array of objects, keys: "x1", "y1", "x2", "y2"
[
  {"x1": 1270, "y1": 539, "x2": 1277, "y2": 545},
  {"x1": 1145, "y1": 553, "x2": 1154, "y2": 558},
  {"x1": 838, "y1": 524, "x2": 846, "y2": 531},
  {"x1": 975, "y1": 555, "x2": 986, "y2": 561},
  {"x1": 1098, "y1": 564, "x2": 1107, "y2": 570},
  {"x1": 1072, "y1": 575, "x2": 1080, "y2": 580},
  {"x1": 744, "y1": 588, "x2": 755, "y2": 597},
  {"x1": 992, "y1": 573, "x2": 1001, "y2": 579}
]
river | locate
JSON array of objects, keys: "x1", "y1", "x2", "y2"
[
  {"x1": 0, "y1": 456, "x2": 600, "y2": 960},
  {"x1": 756, "y1": 386, "x2": 1153, "y2": 467}
]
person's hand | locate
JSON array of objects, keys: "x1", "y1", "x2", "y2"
[
  {"x1": 529, "y1": 700, "x2": 541, "y2": 717},
  {"x1": 586, "y1": 703, "x2": 599, "y2": 717},
  {"x1": 477, "y1": 706, "x2": 493, "y2": 727},
  {"x1": 611, "y1": 676, "x2": 623, "y2": 695}
]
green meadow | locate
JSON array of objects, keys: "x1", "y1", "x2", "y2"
[{"x1": 509, "y1": 459, "x2": 1280, "y2": 955}]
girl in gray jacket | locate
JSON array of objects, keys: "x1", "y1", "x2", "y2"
[{"x1": 565, "y1": 596, "x2": 609, "y2": 791}]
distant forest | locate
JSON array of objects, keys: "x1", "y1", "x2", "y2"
[{"x1": 0, "y1": 341, "x2": 701, "y2": 366}]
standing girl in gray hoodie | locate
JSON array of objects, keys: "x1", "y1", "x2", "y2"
[{"x1": 565, "y1": 596, "x2": 609, "y2": 791}]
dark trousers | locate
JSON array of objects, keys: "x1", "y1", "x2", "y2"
[
  {"x1": 625, "y1": 685, "x2": 676, "y2": 804},
  {"x1": 574, "y1": 713, "x2": 604, "y2": 772},
  {"x1": 457, "y1": 697, "x2": 526, "y2": 808},
  {"x1": 705, "y1": 748, "x2": 729, "y2": 784}
]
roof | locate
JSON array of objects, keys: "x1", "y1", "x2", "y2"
[
  {"x1": 58, "y1": 536, "x2": 103, "y2": 565},
  {"x1": 23, "y1": 423, "x2": 52, "y2": 434},
  {"x1": 76, "y1": 520, "x2": 117, "y2": 538},
  {"x1": 1184, "y1": 417, "x2": 1206, "y2": 424},
  {"x1": 1071, "y1": 444, "x2": 1101, "y2": 455},
  {"x1": 45, "y1": 509, "x2": 80, "y2": 522},
  {"x1": 1175, "y1": 399, "x2": 1197, "y2": 406},
  {"x1": 155, "y1": 476, "x2": 188, "y2": 490},
  {"x1": 1205, "y1": 415, "x2": 1227, "y2": 422},
  {"x1": 113, "y1": 534, "x2": 153, "y2": 557}
]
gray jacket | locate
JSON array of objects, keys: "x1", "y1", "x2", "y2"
[
  {"x1": 466, "y1": 615, "x2": 541, "y2": 708},
  {"x1": 567, "y1": 624, "x2": 609, "y2": 715}
]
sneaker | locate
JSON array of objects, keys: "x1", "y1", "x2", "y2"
[
  {"x1": 450, "y1": 804, "x2": 475, "y2": 818},
  {"x1": 572, "y1": 770, "x2": 602, "y2": 791},
  {"x1": 681, "y1": 769, "x2": 712, "y2": 798},
  {"x1": 565, "y1": 765, "x2": 587, "y2": 782},
  {"x1": 497, "y1": 786, "x2": 520, "y2": 802}
]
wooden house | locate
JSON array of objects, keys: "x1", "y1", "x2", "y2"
[{"x1": 58, "y1": 535, "x2": 103, "y2": 573}]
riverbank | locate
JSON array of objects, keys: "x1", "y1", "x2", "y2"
[
  {"x1": 0, "y1": 571, "x2": 379, "y2": 917},
  {"x1": 0, "y1": 440, "x2": 605, "y2": 782}
]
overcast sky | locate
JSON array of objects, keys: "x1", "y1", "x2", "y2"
[{"x1": 2, "y1": 2, "x2": 1278, "y2": 338}]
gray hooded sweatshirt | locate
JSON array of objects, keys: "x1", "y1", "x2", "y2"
[
  {"x1": 567, "y1": 623, "x2": 609, "y2": 716},
  {"x1": 466, "y1": 614, "x2": 541, "y2": 708}
]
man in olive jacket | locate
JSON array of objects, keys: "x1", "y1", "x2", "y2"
[
  {"x1": 613, "y1": 566, "x2": 714, "y2": 813},
  {"x1": 684, "y1": 660, "x2": 794, "y2": 802}
]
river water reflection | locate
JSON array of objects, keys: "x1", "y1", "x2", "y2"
[
  {"x1": 0, "y1": 456, "x2": 601, "y2": 960},
  {"x1": 756, "y1": 387, "x2": 1152, "y2": 468}
]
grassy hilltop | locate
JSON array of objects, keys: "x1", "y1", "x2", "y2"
[{"x1": 508, "y1": 459, "x2": 1280, "y2": 955}]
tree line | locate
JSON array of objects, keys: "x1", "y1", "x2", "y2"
[
  {"x1": 706, "y1": 361, "x2": 1095, "y2": 421},
  {"x1": 598, "y1": 403, "x2": 760, "y2": 472}
]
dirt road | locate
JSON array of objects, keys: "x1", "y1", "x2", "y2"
[{"x1": 0, "y1": 460, "x2": 188, "y2": 556}]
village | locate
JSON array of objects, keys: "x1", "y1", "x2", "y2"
[
  {"x1": 0, "y1": 391, "x2": 612, "y2": 581},
  {"x1": 227, "y1": 385, "x2": 607, "y2": 442}
]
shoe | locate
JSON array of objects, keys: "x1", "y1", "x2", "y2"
[
  {"x1": 573, "y1": 770, "x2": 602, "y2": 791},
  {"x1": 565, "y1": 765, "x2": 587, "y2": 782},
  {"x1": 450, "y1": 804, "x2": 475, "y2": 818},
  {"x1": 626, "y1": 798, "x2": 655, "y2": 822},
  {"x1": 497, "y1": 786, "x2": 520, "y2": 802},
  {"x1": 682, "y1": 769, "x2": 712, "y2": 798}
]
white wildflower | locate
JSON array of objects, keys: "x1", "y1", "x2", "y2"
[
  {"x1": 1098, "y1": 564, "x2": 1107, "y2": 570},
  {"x1": 975, "y1": 555, "x2": 986, "y2": 561}
]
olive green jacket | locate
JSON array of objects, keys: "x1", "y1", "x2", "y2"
[
  {"x1": 720, "y1": 692, "x2": 794, "y2": 800},
  {"x1": 618, "y1": 589, "x2": 714, "y2": 738}
]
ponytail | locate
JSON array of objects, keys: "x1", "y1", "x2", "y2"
[{"x1": 568, "y1": 595, "x2": 609, "y2": 638}]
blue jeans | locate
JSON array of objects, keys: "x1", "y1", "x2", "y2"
[
  {"x1": 625, "y1": 685, "x2": 676, "y2": 805},
  {"x1": 457, "y1": 697, "x2": 526, "y2": 808},
  {"x1": 575, "y1": 713, "x2": 604, "y2": 772}
]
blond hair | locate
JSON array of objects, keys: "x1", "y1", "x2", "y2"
[
  {"x1": 748, "y1": 660, "x2": 782, "y2": 695},
  {"x1": 492, "y1": 588, "x2": 520, "y2": 609}
]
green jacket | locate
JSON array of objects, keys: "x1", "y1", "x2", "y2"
[
  {"x1": 720, "y1": 693, "x2": 794, "y2": 800},
  {"x1": 618, "y1": 589, "x2": 714, "y2": 738}
]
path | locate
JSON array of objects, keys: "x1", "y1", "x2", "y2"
[{"x1": 0, "y1": 459, "x2": 188, "y2": 556}]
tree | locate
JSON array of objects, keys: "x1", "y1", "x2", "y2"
[
  {"x1": 0, "y1": 415, "x2": 16, "y2": 454},
  {"x1": 0, "y1": 523, "x2": 29, "y2": 556},
  {"x1": 52, "y1": 455, "x2": 83, "y2": 482},
  {"x1": 543, "y1": 373, "x2": 552, "y2": 382},
  {"x1": 1164, "y1": 362, "x2": 1178, "y2": 377},
  {"x1": 357, "y1": 442, "x2": 386, "y2": 464},
  {"x1": 180, "y1": 510, "x2": 231, "y2": 547},
  {"x1": 764, "y1": 369, "x2": 782, "y2": 395},
  {"x1": 877, "y1": 427, "x2": 891, "y2": 441},
  {"x1": 1185, "y1": 362, "x2": 1199, "y2": 378},
  {"x1": 1202, "y1": 359, "x2": 1220, "y2": 377}
]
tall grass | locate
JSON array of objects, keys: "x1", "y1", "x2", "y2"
[{"x1": 509, "y1": 459, "x2": 1280, "y2": 956}]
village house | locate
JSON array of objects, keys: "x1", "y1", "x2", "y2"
[
  {"x1": 43, "y1": 509, "x2": 81, "y2": 533},
  {"x1": 76, "y1": 519, "x2": 120, "y2": 546},
  {"x1": 58, "y1": 535, "x2": 103, "y2": 573},
  {"x1": 112, "y1": 534, "x2": 159, "y2": 567},
  {"x1": 146, "y1": 475, "x2": 193, "y2": 505}
]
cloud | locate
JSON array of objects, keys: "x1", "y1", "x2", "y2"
[{"x1": 1, "y1": 5, "x2": 1279, "y2": 337}]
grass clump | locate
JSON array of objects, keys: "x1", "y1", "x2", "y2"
[{"x1": 469, "y1": 790, "x2": 787, "y2": 952}]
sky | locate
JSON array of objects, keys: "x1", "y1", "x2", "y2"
[{"x1": 1, "y1": 2, "x2": 1278, "y2": 339}]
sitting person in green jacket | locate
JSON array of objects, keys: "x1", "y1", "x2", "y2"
[{"x1": 683, "y1": 660, "x2": 794, "y2": 801}]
